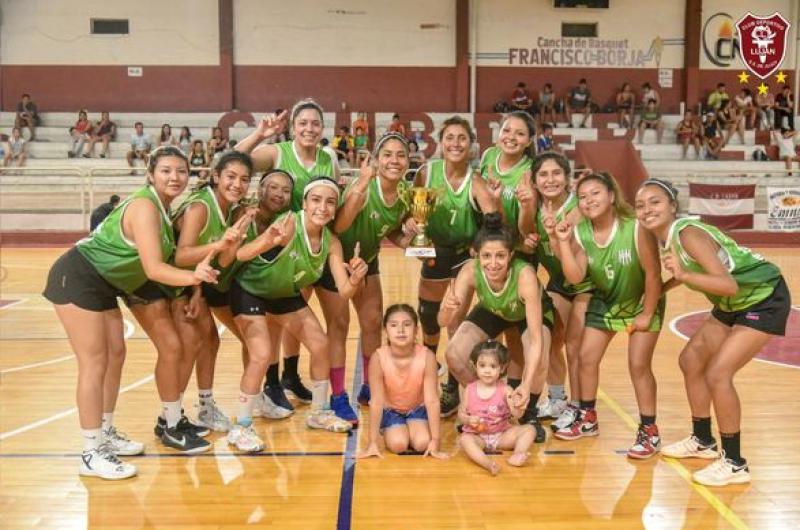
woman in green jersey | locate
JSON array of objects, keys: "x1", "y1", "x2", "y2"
[
  {"x1": 412, "y1": 116, "x2": 500, "y2": 418},
  {"x1": 528, "y1": 152, "x2": 592, "y2": 432},
  {"x1": 226, "y1": 178, "x2": 368, "y2": 451},
  {"x1": 171, "y1": 152, "x2": 255, "y2": 434},
  {"x1": 437, "y1": 212, "x2": 551, "y2": 423},
  {"x1": 636, "y1": 179, "x2": 791, "y2": 486},
  {"x1": 317, "y1": 133, "x2": 415, "y2": 425},
  {"x1": 43, "y1": 146, "x2": 219, "y2": 479},
  {"x1": 551, "y1": 172, "x2": 665, "y2": 461}
]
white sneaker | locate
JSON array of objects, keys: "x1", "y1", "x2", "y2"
[
  {"x1": 79, "y1": 444, "x2": 137, "y2": 480},
  {"x1": 226, "y1": 424, "x2": 265, "y2": 452},
  {"x1": 103, "y1": 426, "x2": 145, "y2": 456},
  {"x1": 306, "y1": 408, "x2": 352, "y2": 433},
  {"x1": 253, "y1": 391, "x2": 293, "y2": 420},
  {"x1": 196, "y1": 401, "x2": 232, "y2": 432},
  {"x1": 662, "y1": 435, "x2": 718, "y2": 460},
  {"x1": 538, "y1": 398, "x2": 568, "y2": 420},
  {"x1": 551, "y1": 403, "x2": 579, "y2": 432},
  {"x1": 692, "y1": 454, "x2": 751, "y2": 486}
]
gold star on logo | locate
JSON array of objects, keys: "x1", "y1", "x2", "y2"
[
  {"x1": 737, "y1": 71, "x2": 750, "y2": 83},
  {"x1": 757, "y1": 83, "x2": 769, "y2": 96},
  {"x1": 776, "y1": 71, "x2": 788, "y2": 84}
]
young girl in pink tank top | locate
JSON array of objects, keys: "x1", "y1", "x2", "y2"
[
  {"x1": 458, "y1": 340, "x2": 536, "y2": 475},
  {"x1": 357, "y1": 304, "x2": 448, "y2": 459}
]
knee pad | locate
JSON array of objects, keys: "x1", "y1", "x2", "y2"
[{"x1": 418, "y1": 299, "x2": 441, "y2": 336}]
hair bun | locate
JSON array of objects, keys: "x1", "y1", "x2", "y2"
[{"x1": 483, "y1": 212, "x2": 504, "y2": 231}]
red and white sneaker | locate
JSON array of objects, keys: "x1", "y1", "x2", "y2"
[
  {"x1": 627, "y1": 423, "x2": 661, "y2": 459},
  {"x1": 554, "y1": 409, "x2": 599, "y2": 440}
]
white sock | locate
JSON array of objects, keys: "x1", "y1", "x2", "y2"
[
  {"x1": 162, "y1": 400, "x2": 182, "y2": 428},
  {"x1": 82, "y1": 428, "x2": 102, "y2": 452},
  {"x1": 101, "y1": 412, "x2": 114, "y2": 432},
  {"x1": 549, "y1": 385, "x2": 566, "y2": 401},
  {"x1": 199, "y1": 389, "x2": 214, "y2": 407},
  {"x1": 237, "y1": 392, "x2": 258, "y2": 427},
  {"x1": 310, "y1": 379, "x2": 329, "y2": 410}
]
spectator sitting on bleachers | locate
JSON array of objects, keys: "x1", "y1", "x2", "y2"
[
  {"x1": 733, "y1": 88, "x2": 756, "y2": 130},
  {"x1": 178, "y1": 126, "x2": 192, "y2": 154},
  {"x1": 90, "y1": 194, "x2": 121, "y2": 231},
  {"x1": 333, "y1": 126, "x2": 355, "y2": 166},
  {"x1": 3, "y1": 127, "x2": 27, "y2": 169},
  {"x1": 755, "y1": 90, "x2": 775, "y2": 131},
  {"x1": 408, "y1": 140, "x2": 426, "y2": 170},
  {"x1": 716, "y1": 99, "x2": 745, "y2": 146},
  {"x1": 353, "y1": 112, "x2": 369, "y2": 138},
  {"x1": 701, "y1": 111, "x2": 723, "y2": 159},
  {"x1": 566, "y1": 78, "x2": 592, "y2": 128},
  {"x1": 707, "y1": 82, "x2": 729, "y2": 112},
  {"x1": 615, "y1": 82, "x2": 636, "y2": 129},
  {"x1": 640, "y1": 82, "x2": 661, "y2": 109},
  {"x1": 206, "y1": 126, "x2": 227, "y2": 156},
  {"x1": 536, "y1": 123, "x2": 561, "y2": 154},
  {"x1": 772, "y1": 127, "x2": 800, "y2": 176},
  {"x1": 67, "y1": 110, "x2": 93, "y2": 158},
  {"x1": 538, "y1": 83, "x2": 557, "y2": 127},
  {"x1": 510, "y1": 81, "x2": 535, "y2": 115},
  {"x1": 158, "y1": 124, "x2": 177, "y2": 147},
  {"x1": 774, "y1": 85, "x2": 794, "y2": 130},
  {"x1": 126, "y1": 121, "x2": 153, "y2": 173},
  {"x1": 354, "y1": 125, "x2": 369, "y2": 163},
  {"x1": 637, "y1": 99, "x2": 664, "y2": 144},
  {"x1": 676, "y1": 109, "x2": 702, "y2": 160},
  {"x1": 84, "y1": 111, "x2": 116, "y2": 158},
  {"x1": 188, "y1": 139, "x2": 209, "y2": 179},
  {"x1": 388, "y1": 113, "x2": 407, "y2": 138},
  {"x1": 15, "y1": 93, "x2": 40, "y2": 141}
]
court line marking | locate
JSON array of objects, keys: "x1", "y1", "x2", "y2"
[
  {"x1": 668, "y1": 309, "x2": 800, "y2": 370},
  {"x1": 597, "y1": 388, "x2": 750, "y2": 530},
  {"x1": 336, "y1": 340, "x2": 363, "y2": 530},
  {"x1": 0, "y1": 451, "x2": 345, "y2": 458},
  {"x1": 0, "y1": 319, "x2": 135, "y2": 375},
  {"x1": 0, "y1": 298, "x2": 28, "y2": 311},
  {"x1": 0, "y1": 374, "x2": 154, "y2": 441}
]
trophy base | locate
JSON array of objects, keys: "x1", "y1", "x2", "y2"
[{"x1": 405, "y1": 247, "x2": 437, "y2": 258}]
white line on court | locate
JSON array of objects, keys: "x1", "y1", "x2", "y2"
[
  {"x1": 0, "y1": 374, "x2": 154, "y2": 441},
  {"x1": 0, "y1": 298, "x2": 29, "y2": 311},
  {"x1": 0, "y1": 319, "x2": 136, "y2": 375}
]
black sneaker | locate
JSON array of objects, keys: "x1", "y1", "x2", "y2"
[
  {"x1": 264, "y1": 383, "x2": 294, "y2": 412},
  {"x1": 281, "y1": 374, "x2": 312, "y2": 403},
  {"x1": 160, "y1": 426, "x2": 211, "y2": 454},
  {"x1": 520, "y1": 408, "x2": 547, "y2": 443},
  {"x1": 440, "y1": 382, "x2": 460, "y2": 418},
  {"x1": 154, "y1": 415, "x2": 210, "y2": 438}
]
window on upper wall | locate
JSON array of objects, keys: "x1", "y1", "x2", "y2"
[
  {"x1": 562, "y1": 23, "x2": 598, "y2": 38},
  {"x1": 90, "y1": 19, "x2": 129, "y2": 35}
]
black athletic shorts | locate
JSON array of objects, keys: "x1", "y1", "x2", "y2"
[
  {"x1": 420, "y1": 248, "x2": 471, "y2": 280},
  {"x1": 43, "y1": 247, "x2": 121, "y2": 312},
  {"x1": 465, "y1": 306, "x2": 527, "y2": 337},
  {"x1": 711, "y1": 276, "x2": 792, "y2": 336},
  {"x1": 202, "y1": 282, "x2": 231, "y2": 308},
  {"x1": 546, "y1": 277, "x2": 592, "y2": 301},
  {"x1": 315, "y1": 257, "x2": 380, "y2": 293},
  {"x1": 230, "y1": 280, "x2": 307, "y2": 316},
  {"x1": 121, "y1": 280, "x2": 174, "y2": 307}
]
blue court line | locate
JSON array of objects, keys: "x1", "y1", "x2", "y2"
[
  {"x1": 0, "y1": 451, "x2": 344, "y2": 459},
  {"x1": 336, "y1": 341, "x2": 363, "y2": 530}
]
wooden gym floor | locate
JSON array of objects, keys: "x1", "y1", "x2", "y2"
[{"x1": 0, "y1": 246, "x2": 798, "y2": 530}]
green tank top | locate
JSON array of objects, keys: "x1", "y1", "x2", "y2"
[
  {"x1": 424, "y1": 160, "x2": 479, "y2": 252},
  {"x1": 536, "y1": 193, "x2": 592, "y2": 294},
  {"x1": 338, "y1": 178, "x2": 408, "y2": 263},
  {"x1": 237, "y1": 211, "x2": 330, "y2": 299},
  {"x1": 667, "y1": 217, "x2": 782, "y2": 312},
  {"x1": 474, "y1": 258, "x2": 529, "y2": 322},
  {"x1": 575, "y1": 216, "x2": 646, "y2": 319},
  {"x1": 479, "y1": 146, "x2": 532, "y2": 232},
  {"x1": 172, "y1": 187, "x2": 241, "y2": 293},
  {"x1": 77, "y1": 186, "x2": 174, "y2": 294},
  {"x1": 275, "y1": 141, "x2": 335, "y2": 211}
]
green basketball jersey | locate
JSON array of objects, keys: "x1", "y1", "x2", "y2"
[
  {"x1": 479, "y1": 146, "x2": 532, "y2": 232},
  {"x1": 576, "y1": 216, "x2": 661, "y2": 331},
  {"x1": 536, "y1": 193, "x2": 592, "y2": 294},
  {"x1": 424, "y1": 160, "x2": 479, "y2": 252},
  {"x1": 275, "y1": 141, "x2": 335, "y2": 211},
  {"x1": 667, "y1": 217, "x2": 782, "y2": 312},
  {"x1": 237, "y1": 211, "x2": 330, "y2": 299},
  {"x1": 172, "y1": 187, "x2": 241, "y2": 293},
  {"x1": 338, "y1": 178, "x2": 408, "y2": 263},
  {"x1": 77, "y1": 185, "x2": 174, "y2": 294},
  {"x1": 474, "y1": 258, "x2": 528, "y2": 322}
]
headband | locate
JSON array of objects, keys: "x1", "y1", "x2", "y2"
[
  {"x1": 290, "y1": 99, "x2": 324, "y2": 125},
  {"x1": 303, "y1": 177, "x2": 341, "y2": 199},
  {"x1": 260, "y1": 169, "x2": 294, "y2": 187},
  {"x1": 640, "y1": 178, "x2": 678, "y2": 201},
  {"x1": 373, "y1": 132, "x2": 409, "y2": 157}
]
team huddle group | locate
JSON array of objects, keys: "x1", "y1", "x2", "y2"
[{"x1": 43, "y1": 99, "x2": 791, "y2": 487}]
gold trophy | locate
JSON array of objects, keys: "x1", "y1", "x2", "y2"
[{"x1": 400, "y1": 186, "x2": 440, "y2": 258}]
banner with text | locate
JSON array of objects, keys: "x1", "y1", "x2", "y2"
[{"x1": 767, "y1": 187, "x2": 800, "y2": 231}]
